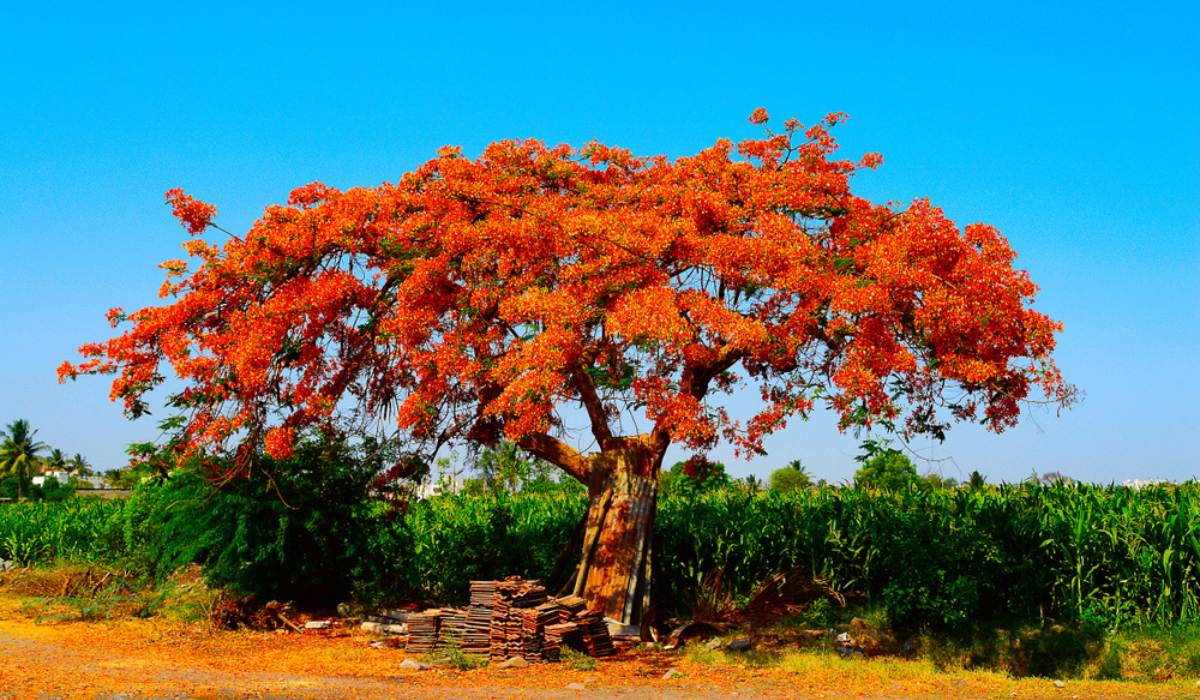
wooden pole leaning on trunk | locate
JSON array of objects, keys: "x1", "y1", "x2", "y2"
[{"x1": 572, "y1": 446, "x2": 659, "y2": 627}]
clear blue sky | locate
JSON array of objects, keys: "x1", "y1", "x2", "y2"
[{"x1": 1, "y1": 2, "x2": 1196, "y2": 483}]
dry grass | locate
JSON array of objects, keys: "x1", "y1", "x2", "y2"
[{"x1": 1, "y1": 562, "x2": 217, "y2": 625}]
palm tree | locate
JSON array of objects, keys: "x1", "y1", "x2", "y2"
[
  {"x1": 67, "y1": 453, "x2": 94, "y2": 477},
  {"x1": 44, "y1": 447, "x2": 67, "y2": 473},
  {"x1": 0, "y1": 419, "x2": 48, "y2": 501}
]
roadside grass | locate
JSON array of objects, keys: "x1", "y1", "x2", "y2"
[
  {"x1": 561, "y1": 645, "x2": 599, "y2": 671},
  {"x1": 684, "y1": 643, "x2": 999, "y2": 685},
  {"x1": 422, "y1": 640, "x2": 489, "y2": 671},
  {"x1": 682, "y1": 614, "x2": 1200, "y2": 685},
  {"x1": 1101, "y1": 624, "x2": 1200, "y2": 681},
  {"x1": 1, "y1": 561, "x2": 217, "y2": 625}
]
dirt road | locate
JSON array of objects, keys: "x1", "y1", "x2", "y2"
[{"x1": 0, "y1": 611, "x2": 1195, "y2": 698}]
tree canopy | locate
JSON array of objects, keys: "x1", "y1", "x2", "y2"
[
  {"x1": 854, "y1": 446, "x2": 920, "y2": 491},
  {"x1": 770, "y1": 460, "x2": 813, "y2": 492},
  {"x1": 660, "y1": 457, "x2": 730, "y2": 495},
  {"x1": 61, "y1": 109, "x2": 1073, "y2": 485}
]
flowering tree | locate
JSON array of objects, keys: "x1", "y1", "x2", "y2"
[{"x1": 61, "y1": 109, "x2": 1073, "y2": 625}]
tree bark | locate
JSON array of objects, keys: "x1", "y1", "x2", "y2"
[{"x1": 572, "y1": 444, "x2": 659, "y2": 627}]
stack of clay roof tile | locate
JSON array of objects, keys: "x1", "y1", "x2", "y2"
[
  {"x1": 489, "y1": 578, "x2": 549, "y2": 661},
  {"x1": 517, "y1": 602, "x2": 566, "y2": 662},
  {"x1": 542, "y1": 621, "x2": 579, "y2": 661},
  {"x1": 462, "y1": 581, "x2": 498, "y2": 653},
  {"x1": 440, "y1": 607, "x2": 468, "y2": 646},
  {"x1": 406, "y1": 578, "x2": 616, "y2": 663},
  {"x1": 556, "y1": 595, "x2": 588, "y2": 617},
  {"x1": 405, "y1": 610, "x2": 441, "y2": 654},
  {"x1": 574, "y1": 610, "x2": 616, "y2": 657}
]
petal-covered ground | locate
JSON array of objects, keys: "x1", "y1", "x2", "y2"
[{"x1": 0, "y1": 595, "x2": 1195, "y2": 699}]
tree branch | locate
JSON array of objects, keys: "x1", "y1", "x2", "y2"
[
  {"x1": 517, "y1": 433, "x2": 590, "y2": 483},
  {"x1": 649, "y1": 345, "x2": 745, "y2": 456},
  {"x1": 572, "y1": 365, "x2": 615, "y2": 449}
]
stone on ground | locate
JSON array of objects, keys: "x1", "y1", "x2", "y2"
[{"x1": 497, "y1": 656, "x2": 530, "y2": 669}]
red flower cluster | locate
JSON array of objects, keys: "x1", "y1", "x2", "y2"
[{"x1": 164, "y1": 188, "x2": 216, "y2": 235}]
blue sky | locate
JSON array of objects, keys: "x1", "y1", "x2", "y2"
[{"x1": 1, "y1": 2, "x2": 1196, "y2": 483}]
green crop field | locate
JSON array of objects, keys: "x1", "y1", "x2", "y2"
[{"x1": 3, "y1": 479, "x2": 1197, "y2": 634}]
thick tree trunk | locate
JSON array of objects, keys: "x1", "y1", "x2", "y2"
[{"x1": 572, "y1": 446, "x2": 658, "y2": 627}]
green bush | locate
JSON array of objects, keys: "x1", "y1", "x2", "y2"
[
  {"x1": 31, "y1": 477, "x2": 76, "y2": 502},
  {"x1": 125, "y1": 438, "x2": 385, "y2": 605}
]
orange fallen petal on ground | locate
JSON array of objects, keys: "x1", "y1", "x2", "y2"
[{"x1": 0, "y1": 594, "x2": 1192, "y2": 699}]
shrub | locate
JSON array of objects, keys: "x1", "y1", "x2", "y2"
[{"x1": 126, "y1": 438, "x2": 384, "y2": 605}]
